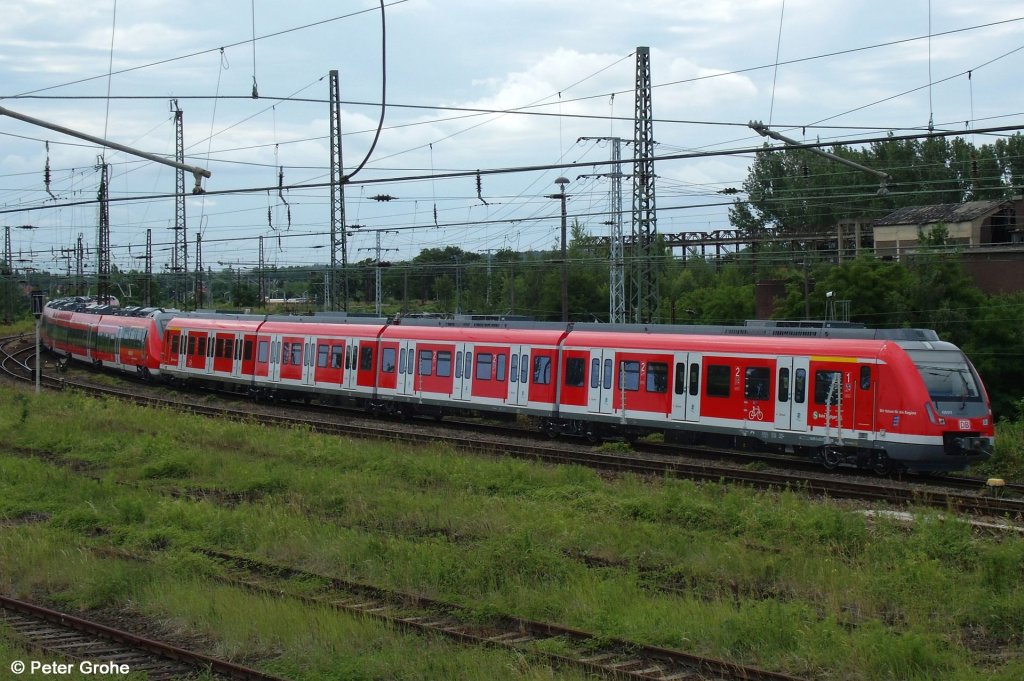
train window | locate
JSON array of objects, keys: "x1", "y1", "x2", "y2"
[
  {"x1": 360, "y1": 346, "x2": 374, "y2": 371},
  {"x1": 592, "y1": 358, "x2": 601, "y2": 389},
  {"x1": 744, "y1": 367, "x2": 770, "y2": 401},
  {"x1": 437, "y1": 351, "x2": 452, "y2": 377},
  {"x1": 244, "y1": 340, "x2": 254, "y2": 362},
  {"x1": 466, "y1": 352, "x2": 473, "y2": 378},
  {"x1": 688, "y1": 363, "x2": 700, "y2": 396},
  {"x1": 778, "y1": 367, "x2": 790, "y2": 402},
  {"x1": 794, "y1": 368, "x2": 807, "y2": 403},
  {"x1": 455, "y1": 351, "x2": 463, "y2": 379},
  {"x1": 281, "y1": 343, "x2": 290, "y2": 365},
  {"x1": 510, "y1": 353, "x2": 519, "y2": 383},
  {"x1": 291, "y1": 343, "x2": 303, "y2": 366},
  {"x1": 533, "y1": 356, "x2": 551, "y2": 385},
  {"x1": 317, "y1": 344, "x2": 329, "y2": 368},
  {"x1": 215, "y1": 338, "x2": 225, "y2": 358},
  {"x1": 619, "y1": 361, "x2": 640, "y2": 391},
  {"x1": 565, "y1": 357, "x2": 585, "y2": 387},
  {"x1": 647, "y1": 362, "x2": 668, "y2": 393},
  {"x1": 674, "y1": 363, "x2": 686, "y2": 395},
  {"x1": 520, "y1": 354, "x2": 529, "y2": 384},
  {"x1": 476, "y1": 353, "x2": 493, "y2": 381},
  {"x1": 399, "y1": 348, "x2": 407, "y2": 374},
  {"x1": 496, "y1": 354, "x2": 507, "y2": 381},
  {"x1": 196, "y1": 336, "x2": 206, "y2": 357},
  {"x1": 170, "y1": 334, "x2": 180, "y2": 354},
  {"x1": 706, "y1": 364, "x2": 730, "y2": 398},
  {"x1": 331, "y1": 345, "x2": 342, "y2": 369},
  {"x1": 186, "y1": 335, "x2": 196, "y2": 356},
  {"x1": 382, "y1": 347, "x2": 396, "y2": 373},
  {"x1": 814, "y1": 370, "x2": 843, "y2": 405},
  {"x1": 603, "y1": 359, "x2": 613, "y2": 390},
  {"x1": 859, "y1": 365, "x2": 871, "y2": 390},
  {"x1": 257, "y1": 340, "x2": 269, "y2": 363},
  {"x1": 419, "y1": 350, "x2": 433, "y2": 376}
]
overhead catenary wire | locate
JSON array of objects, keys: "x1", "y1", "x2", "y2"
[{"x1": 3, "y1": 7, "x2": 1023, "y2": 280}]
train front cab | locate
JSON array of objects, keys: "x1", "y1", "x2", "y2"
[{"x1": 881, "y1": 342, "x2": 994, "y2": 472}]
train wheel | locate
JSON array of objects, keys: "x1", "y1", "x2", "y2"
[
  {"x1": 821, "y1": 447, "x2": 842, "y2": 471},
  {"x1": 870, "y1": 453, "x2": 891, "y2": 476}
]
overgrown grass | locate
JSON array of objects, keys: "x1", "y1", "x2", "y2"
[
  {"x1": 971, "y1": 413, "x2": 1024, "y2": 481},
  {"x1": 1, "y1": 386, "x2": 1023, "y2": 680}
]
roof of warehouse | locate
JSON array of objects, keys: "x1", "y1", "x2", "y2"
[{"x1": 873, "y1": 200, "x2": 1009, "y2": 226}]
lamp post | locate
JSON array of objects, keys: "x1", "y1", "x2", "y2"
[{"x1": 546, "y1": 177, "x2": 570, "y2": 322}]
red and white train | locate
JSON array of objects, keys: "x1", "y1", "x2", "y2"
[{"x1": 41, "y1": 297, "x2": 995, "y2": 473}]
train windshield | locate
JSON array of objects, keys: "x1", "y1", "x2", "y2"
[{"x1": 905, "y1": 349, "x2": 983, "y2": 404}]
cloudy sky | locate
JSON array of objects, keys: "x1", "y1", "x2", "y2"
[{"x1": 1, "y1": 0, "x2": 1022, "y2": 280}]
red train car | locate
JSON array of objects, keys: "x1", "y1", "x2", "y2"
[
  {"x1": 41, "y1": 298, "x2": 170, "y2": 378},
  {"x1": 40, "y1": 300, "x2": 994, "y2": 473},
  {"x1": 159, "y1": 313, "x2": 386, "y2": 402}
]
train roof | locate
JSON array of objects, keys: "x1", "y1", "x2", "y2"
[
  {"x1": 563, "y1": 329, "x2": 891, "y2": 357},
  {"x1": 381, "y1": 323, "x2": 566, "y2": 344},
  {"x1": 45, "y1": 297, "x2": 173, "y2": 318}
]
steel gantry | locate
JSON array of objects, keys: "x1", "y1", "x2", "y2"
[
  {"x1": 328, "y1": 70, "x2": 349, "y2": 311},
  {"x1": 171, "y1": 100, "x2": 188, "y2": 307},
  {"x1": 630, "y1": 46, "x2": 659, "y2": 324}
]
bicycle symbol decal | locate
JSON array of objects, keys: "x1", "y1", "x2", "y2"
[{"x1": 747, "y1": 403, "x2": 764, "y2": 421}]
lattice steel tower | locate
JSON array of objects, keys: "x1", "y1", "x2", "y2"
[
  {"x1": 144, "y1": 228, "x2": 153, "y2": 306},
  {"x1": 3, "y1": 225, "x2": 11, "y2": 324},
  {"x1": 194, "y1": 232, "x2": 203, "y2": 309},
  {"x1": 630, "y1": 46, "x2": 659, "y2": 324},
  {"x1": 171, "y1": 100, "x2": 188, "y2": 308},
  {"x1": 96, "y1": 161, "x2": 111, "y2": 304},
  {"x1": 328, "y1": 70, "x2": 349, "y2": 311},
  {"x1": 608, "y1": 137, "x2": 626, "y2": 324},
  {"x1": 75, "y1": 233, "x2": 84, "y2": 296}
]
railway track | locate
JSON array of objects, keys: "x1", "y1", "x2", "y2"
[
  {"x1": 91, "y1": 546, "x2": 807, "y2": 681},
  {"x1": 0, "y1": 594, "x2": 289, "y2": 681}
]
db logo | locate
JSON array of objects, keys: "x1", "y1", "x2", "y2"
[{"x1": 958, "y1": 419, "x2": 971, "y2": 430}]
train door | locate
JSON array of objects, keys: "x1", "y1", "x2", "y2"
[
  {"x1": 303, "y1": 339, "x2": 316, "y2": 386},
  {"x1": 342, "y1": 340, "x2": 357, "y2": 390},
  {"x1": 774, "y1": 356, "x2": 809, "y2": 431},
  {"x1": 854, "y1": 363, "x2": 875, "y2": 433},
  {"x1": 397, "y1": 340, "x2": 416, "y2": 396},
  {"x1": 670, "y1": 352, "x2": 702, "y2": 422},
  {"x1": 587, "y1": 349, "x2": 615, "y2": 415},
  {"x1": 452, "y1": 343, "x2": 473, "y2": 401},
  {"x1": 268, "y1": 334, "x2": 282, "y2": 382},
  {"x1": 112, "y1": 329, "x2": 122, "y2": 367},
  {"x1": 231, "y1": 334, "x2": 245, "y2": 379},
  {"x1": 508, "y1": 344, "x2": 530, "y2": 406},
  {"x1": 204, "y1": 332, "x2": 215, "y2": 374}
]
